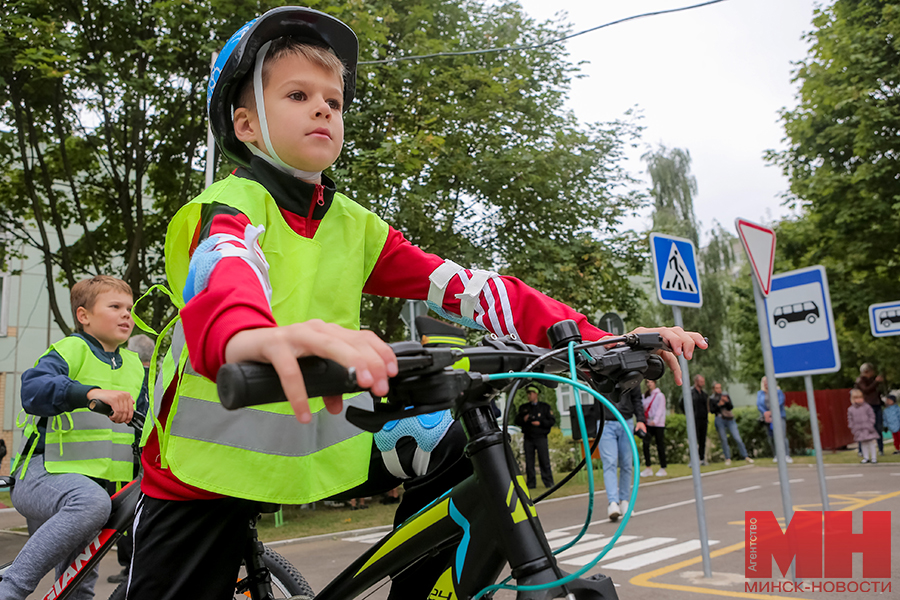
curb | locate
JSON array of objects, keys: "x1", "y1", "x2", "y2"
[{"x1": 536, "y1": 463, "x2": 756, "y2": 504}]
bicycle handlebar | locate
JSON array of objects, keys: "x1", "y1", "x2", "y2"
[
  {"x1": 87, "y1": 399, "x2": 146, "y2": 431},
  {"x1": 216, "y1": 320, "x2": 668, "y2": 432}
]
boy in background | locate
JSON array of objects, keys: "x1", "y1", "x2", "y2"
[{"x1": 0, "y1": 276, "x2": 144, "y2": 600}]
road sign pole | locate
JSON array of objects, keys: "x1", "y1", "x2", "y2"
[
  {"x1": 804, "y1": 374, "x2": 829, "y2": 511},
  {"x1": 671, "y1": 305, "x2": 712, "y2": 578},
  {"x1": 751, "y1": 277, "x2": 795, "y2": 578}
]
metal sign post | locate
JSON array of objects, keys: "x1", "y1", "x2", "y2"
[
  {"x1": 205, "y1": 52, "x2": 219, "y2": 189},
  {"x1": 671, "y1": 305, "x2": 712, "y2": 578},
  {"x1": 649, "y1": 232, "x2": 710, "y2": 578},
  {"x1": 751, "y1": 276, "x2": 794, "y2": 539},
  {"x1": 804, "y1": 374, "x2": 829, "y2": 511}
]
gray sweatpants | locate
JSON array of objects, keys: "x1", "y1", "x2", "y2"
[{"x1": 0, "y1": 454, "x2": 111, "y2": 600}]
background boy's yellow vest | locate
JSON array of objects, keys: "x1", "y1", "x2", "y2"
[
  {"x1": 160, "y1": 175, "x2": 389, "y2": 503},
  {"x1": 17, "y1": 336, "x2": 143, "y2": 482}
]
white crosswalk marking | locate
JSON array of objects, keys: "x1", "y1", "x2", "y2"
[
  {"x1": 556, "y1": 535, "x2": 639, "y2": 560},
  {"x1": 549, "y1": 533, "x2": 602, "y2": 550},
  {"x1": 544, "y1": 530, "x2": 570, "y2": 541},
  {"x1": 601, "y1": 539, "x2": 720, "y2": 571},
  {"x1": 561, "y1": 537, "x2": 675, "y2": 566}
]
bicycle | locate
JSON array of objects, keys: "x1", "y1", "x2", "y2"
[
  {"x1": 217, "y1": 319, "x2": 667, "y2": 600},
  {"x1": 0, "y1": 404, "x2": 311, "y2": 600}
]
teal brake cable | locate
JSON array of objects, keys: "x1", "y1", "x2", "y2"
[{"x1": 471, "y1": 342, "x2": 641, "y2": 600}]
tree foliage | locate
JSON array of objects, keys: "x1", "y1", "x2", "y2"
[
  {"x1": 1, "y1": 0, "x2": 646, "y2": 340},
  {"x1": 758, "y1": 0, "x2": 900, "y2": 388},
  {"x1": 639, "y1": 145, "x2": 737, "y2": 408}
]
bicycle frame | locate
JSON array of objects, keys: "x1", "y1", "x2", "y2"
[
  {"x1": 0, "y1": 477, "x2": 141, "y2": 600},
  {"x1": 314, "y1": 402, "x2": 618, "y2": 600}
]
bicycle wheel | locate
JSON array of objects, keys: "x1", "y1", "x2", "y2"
[
  {"x1": 108, "y1": 547, "x2": 313, "y2": 600},
  {"x1": 237, "y1": 546, "x2": 314, "y2": 599}
]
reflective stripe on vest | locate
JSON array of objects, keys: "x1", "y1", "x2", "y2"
[
  {"x1": 37, "y1": 336, "x2": 143, "y2": 482},
  {"x1": 170, "y1": 387, "x2": 373, "y2": 456},
  {"x1": 160, "y1": 175, "x2": 390, "y2": 503}
]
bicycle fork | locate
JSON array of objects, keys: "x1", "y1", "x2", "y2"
[{"x1": 461, "y1": 404, "x2": 619, "y2": 600}]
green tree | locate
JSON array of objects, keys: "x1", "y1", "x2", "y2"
[
  {"x1": 761, "y1": 0, "x2": 900, "y2": 388},
  {"x1": 1, "y1": 0, "x2": 645, "y2": 340},
  {"x1": 639, "y1": 146, "x2": 737, "y2": 407}
]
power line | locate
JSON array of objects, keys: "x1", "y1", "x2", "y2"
[{"x1": 359, "y1": 0, "x2": 730, "y2": 66}]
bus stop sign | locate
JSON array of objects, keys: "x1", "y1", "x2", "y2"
[
  {"x1": 869, "y1": 300, "x2": 900, "y2": 337},
  {"x1": 764, "y1": 265, "x2": 840, "y2": 377}
]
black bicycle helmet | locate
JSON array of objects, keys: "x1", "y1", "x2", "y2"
[{"x1": 207, "y1": 6, "x2": 359, "y2": 168}]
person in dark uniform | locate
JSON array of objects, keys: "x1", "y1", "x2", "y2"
[
  {"x1": 690, "y1": 374, "x2": 710, "y2": 465},
  {"x1": 515, "y1": 385, "x2": 556, "y2": 489}
]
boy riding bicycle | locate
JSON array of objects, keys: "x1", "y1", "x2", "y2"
[
  {"x1": 0, "y1": 276, "x2": 145, "y2": 600},
  {"x1": 127, "y1": 7, "x2": 705, "y2": 599}
]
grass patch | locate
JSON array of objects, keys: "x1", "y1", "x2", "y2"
[
  {"x1": 256, "y1": 500, "x2": 398, "y2": 544},
  {"x1": 755, "y1": 445, "x2": 900, "y2": 466}
]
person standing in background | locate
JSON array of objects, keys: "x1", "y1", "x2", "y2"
[
  {"x1": 882, "y1": 393, "x2": 899, "y2": 455},
  {"x1": 690, "y1": 375, "x2": 709, "y2": 466},
  {"x1": 709, "y1": 382, "x2": 752, "y2": 466},
  {"x1": 600, "y1": 386, "x2": 646, "y2": 521},
  {"x1": 515, "y1": 385, "x2": 556, "y2": 490},
  {"x1": 640, "y1": 380, "x2": 667, "y2": 477},
  {"x1": 855, "y1": 363, "x2": 885, "y2": 455},
  {"x1": 757, "y1": 376, "x2": 792, "y2": 463},
  {"x1": 847, "y1": 388, "x2": 878, "y2": 464}
]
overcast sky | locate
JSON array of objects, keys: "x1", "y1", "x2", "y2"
[{"x1": 516, "y1": 0, "x2": 821, "y2": 243}]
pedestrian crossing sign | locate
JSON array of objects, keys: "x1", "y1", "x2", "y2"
[{"x1": 650, "y1": 233, "x2": 703, "y2": 307}]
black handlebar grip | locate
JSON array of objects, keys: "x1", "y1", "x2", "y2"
[
  {"x1": 217, "y1": 357, "x2": 361, "y2": 410},
  {"x1": 88, "y1": 398, "x2": 114, "y2": 416}
]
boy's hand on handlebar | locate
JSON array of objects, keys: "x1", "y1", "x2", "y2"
[
  {"x1": 86, "y1": 389, "x2": 134, "y2": 424},
  {"x1": 223, "y1": 320, "x2": 398, "y2": 424},
  {"x1": 627, "y1": 326, "x2": 707, "y2": 386}
]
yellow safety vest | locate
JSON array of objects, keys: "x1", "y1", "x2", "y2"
[
  {"x1": 155, "y1": 174, "x2": 389, "y2": 503},
  {"x1": 14, "y1": 336, "x2": 143, "y2": 482}
]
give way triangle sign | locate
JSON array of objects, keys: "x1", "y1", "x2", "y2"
[{"x1": 735, "y1": 218, "x2": 776, "y2": 296}]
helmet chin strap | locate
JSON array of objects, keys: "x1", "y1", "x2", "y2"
[{"x1": 245, "y1": 40, "x2": 323, "y2": 183}]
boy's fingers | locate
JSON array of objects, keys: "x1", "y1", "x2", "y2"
[
  {"x1": 268, "y1": 346, "x2": 313, "y2": 423},
  {"x1": 323, "y1": 395, "x2": 343, "y2": 415},
  {"x1": 662, "y1": 352, "x2": 684, "y2": 386},
  {"x1": 341, "y1": 331, "x2": 393, "y2": 396}
]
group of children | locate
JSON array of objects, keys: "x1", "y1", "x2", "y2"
[{"x1": 0, "y1": 7, "x2": 708, "y2": 599}]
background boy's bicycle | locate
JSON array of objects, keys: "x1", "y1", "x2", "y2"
[
  {"x1": 0, "y1": 406, "x2": 311, "y2": 600},
  {"x1": 218, "y1": 319, "x2": 665, "y2": 599}
]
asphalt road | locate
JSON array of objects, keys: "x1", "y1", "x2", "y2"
[{"x1": 2, "y1": 463, "x2": 898, "y2": 599}]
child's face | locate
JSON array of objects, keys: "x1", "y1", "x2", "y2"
[
  {"x1": 77, "y1": 290, "x2": 135, "y2": 352},
  {"x1": 235, "y1": 54, "x2": 344, "y2": 174},
  {"x1": 850, "y1": 392, "x2": 864, "y2": 405}
]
